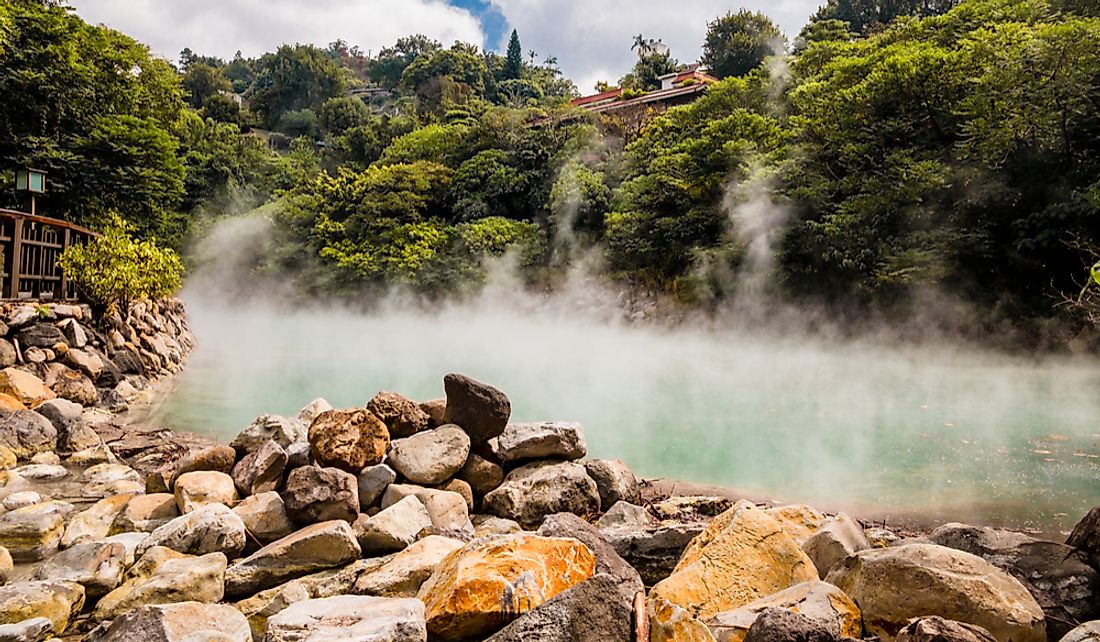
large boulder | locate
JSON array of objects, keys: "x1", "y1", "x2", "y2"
[
  {"x1": 0, "y1": 580, "x2": 84, "y2": 635},
  {"x1": 1060, "y1": 621, "x2": 1100, "y2": 642},
  {"x1": 584, "y1": 459, "x2": 641, "y2": 510},
  {"x1": 649, "y1": 501, "x2": 818, "y2": 621},
  {"x1": 826, "y1": 543, "x2": 1046, "y2": 642},
  {"x1": 765, "y1": 505, "x2": 828, "y2": 546},
  {"x1": 0, "y1": 503, "x2": 64, "y2": 561},
  {"x1": 95, "y1": 549, "x2": 227, "y2": 620},
  {"x1": 704, "y1": 581, "x2": 862, "y2": 642},
  {"x1": 233, "y1": 491, "x2": 294, "y2": 544},
  {"x1": 367, "y1": 391, "x2": 430, "y2": 439},
  {"x1": 354, "y1": 495, "x2": 432, "y2": 554},
  {"x1": 930, "y1": 522, "x2": 1097, "y2": 640},
  {"x1": 650, "y1": 595, "x2": 719, "y2": 642},
  {"x1": 355, "y1": 535, "x2": 465, "y2": 598},
  {"x1": 0, "y1": 370, "x2": 55, "y2": 408},
  {"x1": 230, "y1": 439, "x2": 287, "y2": 496},
  {"x1": 282, "y1": 465, "x2": 359, "y2": 526},
  {"x1": 111, "y1": 493, "x2": 179, "y2": 533},
  {"x1": 173, "y1": 470, "x2": 238, "y2": 514},
  {"x1": 896, "y1": 616, "x2": 998, "y2": 642},
  {"x1": 387, "y1": 425, "x2": 471, "y2": 485},
  {"x1": 265, "y1": 595, "x2": 426, "y2": 642},
  {"x1": 492, "y1": 422, "x2": 587, "y2": 462},
  {"x1": 442, "y1": 373, "x2": 511, "y2": 446},
  {"x1": 15, "y1": 324, "x2": 64, "y2": 349},
  {"x1": 0, "y1": 410, "x2": 56, "y2": 458},
  {"x1": 741, "y1": 607, "x2": 841, "y2": 642},
  {"x1": 483, "y1": 461, "x2": 600, "y2": 529},
  {"x1": 62, "y1": 494, "x2": 131, "y2": 547},
  {"x1": 32, "y1": 541, "x2": 126, "y2": 598},
  {"x1": 417, "y1": 533, "x2": 595, "y2": 641},
  {"x1": 600, "y1": 513, "x2": 704, "y2": 586},
  {"x1": 382, "y1": 484, "x2": 472, "y2": 534},
  {"x1": 136, "y1": 503, "x2": 247, "y2": 558},
  {"x1": 87, "y1": 602, "x2": 251, "y2": 642},
  {"x1": 308, "y1": 408, "x2": 389, "y2": 473},
  {"x1": 229, "y1": 414, "x2": 306, "y2": 453},
  {"x1": 1068, "y1": 508, "x2": 1100, "y2": 570},
  {"x1": 169, "y1": 445, "x2": 236, "y2": 487},
  {"x1": 224, "y1": 520, "x2": 361, "y2": 598},
  {"x1": 802, "y1": 513, "x2": 870, "y2": 579},
  {"x1": 485, "y1": 574, "x2": 633, "y2": 642},
  {"x1": 537, "y1": 512, "x2": 644, "y2": 605}
]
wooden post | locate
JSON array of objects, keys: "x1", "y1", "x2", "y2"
[
  {"x1": 7, "y1": 217, "x2": 22, "y2": 300},
  {"x1": 60, "y1": 228, "x2": 71, "y2": 301}
]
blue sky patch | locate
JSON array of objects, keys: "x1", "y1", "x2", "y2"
[{"x1": 449, "y1": 0, "x2": 509, "y2": 50}]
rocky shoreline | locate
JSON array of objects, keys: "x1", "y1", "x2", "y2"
[{"x1": 0, "y1": 307, "x2": 1093, "y2": 640}]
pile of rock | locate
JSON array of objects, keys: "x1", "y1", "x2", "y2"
[
  {"x1": 0, "y1": 370, "x2": 1096, "y2": 642},
  {"x1": 0, "y1": 299, "x2": 192, "y2": 415}
]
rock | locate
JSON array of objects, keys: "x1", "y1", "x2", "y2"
[
  {"x1": 826, "y1": 543, "x2": 1046, "y2": 642},
  {"x1": 15, "y1": 324, "x2": 64, "y2": 349},
  {"x1": 382, "y1": 485, "x2": 472, "y2": 534},
  {"x1": 931, "y1": 522, "x2": 1098, "y2": 641},
  {"x1": 650, "y1": 496, "x2": 734, "y2": 521},
  {"x1": 44, "y1": 365, "x2": 97, "y2": 406},
  {"x1": 230, "y1": 414, "x2": 306, "y2": 454},
  {"x1": 57, "y1": 319, "x2": 87, "y2": 349},
  {"x1": 63, "y1": 349, "x2": 103, "y2": 380},
  {"x1": 1068, "y1": 508, "x2": 1100, "y2": 570},
  {"x1": 28, "y1": 452, "x2": 57, "y2": 466},
  {"x1": 473, "y1": 516, "x2": 522, "y2": 538},
  {"x1": 492, "y1": 422, "x2": 586, "y2": 463},
  {"x1": 387, "y1": 425, "x2": 470, "y2": 485},
  {"x1": 265, "y1": 595, "x2": 426, "y2": 642},
  {"x1": 802, "y1": 513, "x2": 870, "y2": 579},
  {"x1": 419, "y1": 398, "x2": 446, "y2": 428},
  {"x1": 11, "y1": 464, "x2": 66, "y2": 481},
  {"x1": 418, "y1": 533, "x2": 595, "y2": 641},
  {"x1": 0, "y1": 547, "x2": 10, "y2": 583},
  {"x1": 765, "y1": 505, "x2": 829, "y2": 545},
  {"x1": 597, "y1": 500, "x2": 656, "y2": 529},
  {"x1": 601, "y1": 518, "x2": 703, "y2": 586},
  {"x1": 704, "y1": 581, "x2": 862, "y2": 642},
  {"x1": 486, "y1": 574, "x2": 633, "y2": 642},
  {"x1": 650, "y1": 501, "x2": 818, "y2": 620},
  {"x1": 584, "y1": 459, "x2": 640, "y2": 510},
  {"x1": 308, "y1": 408, "x2": 389, "y2": 473},
  {"x1": 354, "y1": 495, "x2": 432, "y2": 554},
  {"x1": 0, "y1": 411, "x2": 56, "y2": 458},
  {"x1": 896, "y1": 616, "x2": 999, "y2": 642},
  {"x1": 169, "y1": 446, "x2": 236, "y2": 488},
  {"x1": 442, "y1": 373, "x2": 511, "y2": 447},
  {"x1": 650, "y1": 595, "x2": 719, "y2": 642},
  {"x1": 101, "y1": 532, "x2": 147, "y2": 567},
  {"x1": 33, "y1": 399, "x2": 81, "y2": 433},
  {"x1": 2, "y1": 491, "x2": 41, "y2": 512},
  {"x1": 0, "y1": 343, "x2": 16, "y2": 371},
  {"x1": 741, "y1": 607, "x2": 839, "y2": 642},
  {"x1": 457, "y1": 453, "x2": 504, "y2": 496},
  {"x1": 111, "y1": 493, "x2": 179, "y2": 533},
  {"x1": 483, "y1": 461, "x2": 600, "y2": 529},
  {"x1": 137, "y1": 503, "x2": 247, "y2": 558},
  {"x1": 358, "y1": 464, "x2": 397, "y2": 509},
  {"x1": 537, "y1": 512, "x2": 644, "y2": 605},
  {"x1": 284, "y1": 440, "x2": 309, "y2": 469},
  {"x1": 224, "y1": 520, "x2": 361, "y2": 598},
  {"x1": 0, "y1": 617, "x2": 52, "y2": 642},
  {"x1": 82, "y1": 462, "x2": 143, "y2": 497},
  {"x1": 295, "y1": 397, "x2": 333, "y2": 426},
  {"x1": 96, "y1": 549, "x2": 227, "y2": 620},
  {"x1": 230, "y1": 439, "x2": 286, "y2": 496},
  {"x1": 1060, "y1": 621, "x2": 1100, "y2": 642},
  {"x1": 0, "y1": 504, "x2": 64, "y2": 561},
  {"x1": 62, "y1": 494, "x2": 132, "y2": 547},
  {"x1": 174, "y1": 471, "x2": 238, "y2": 514},
  {"x1": 356, "y1": 535, "x2": 465, "y2": 598},
  {"x1": 437, "y1": 478, "x2": 473, "y2": 510},
  {"x1": 0, "y1": 581, "x2": 84, "y2": 635},
  {"x1": 0, "y1": 447, "x2": 13, "y2": 470},
  {"x1": 233, "y1": 492, "x2": 293, "y2": 544},
  {"x1": 32, "y1": 541, "x2": 126, "y2": 598},
  {"x1": 282, "y1": 465, "x2": 359, "y2": 526},
  {"x1": 4, "y1": 308, "x2": 35, "y2": 329},
  {"x1": 87, "y1": 602, "x2": 252, "y2": 642},
  {"x1": 368, "y1": 391, "x2": 430, "y2": 438},
  {"x1": 59, "y1": 423, "x2": 101, "y2": 453},
  {"x1": 866, "y1": 527, "x2": 900, "y2": 548}
]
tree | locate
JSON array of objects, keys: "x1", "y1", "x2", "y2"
[
  {"x1": 181, "y1": 62, "x2": 232, "y2": 109},
  {"x1": 810, "y1": 0, "x2": 960, "y2": 34},
  {"x1": 370, "y1": 35, "x2": 441, "y2": 89},
  {"x1": 702, "y1": 10, "x2": 787, "y2": 79},
  {"x1": 504, "y1": 29, "x2": 523, "y2": 80},
  {"x1": 319, "y1": 96, "x2": 369, "y2": 135},
  {"x1": 248, "y1": 45, "x2": 346, "y2": 130},
  {"x1": 620, "y1": 51, "x2": 680, "y2": 91},
  {"x1": 400, "y1": 44, "x2": 490, "y2": 96}
]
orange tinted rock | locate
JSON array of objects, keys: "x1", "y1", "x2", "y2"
[
  {"x1": 0, "y1": 368, "x2": 54, "y2": 408},
  {"x1": 418, "y1": 534, "x2": 595, "y2": 642},
  {"x1": 308, "y1": 409, "x2": 389, "y2": 473},
  {"x1": 0, "y1": 394, "x2": 25, "y2": 412}
]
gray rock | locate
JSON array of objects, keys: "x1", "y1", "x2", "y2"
[
  {"x1": 442, "y1": 373, "x2": 511, "y2": 446},
  {"x1": 5, "y1": 307, "x2": 36, "y2": 329},
  {"x1": 492, "y1": 422, "x2": 587, "y2": 462},
  {"x1": 472, "y1": 515, "x2": 522, "y2": 537},
  {"x1": 387, "y1": 425, "x2": 470, "y2": 486},
  {"x1": 33, "y1": 399, "x2": 82, "y2": 432},
  {"x1": 357, "y1": 464, "x2": 397, "y2": 510},
  {"x1": 295, "y1": 398, "x2": 333, "y2": 426},
  {"x1": 584, "y1": 459, "x2": 641, "y2": 510},
  {"x1": 11, "y1": 463, "x2": 67, "y2": 481},
  {"x1": 742, "y1": 607, "x2": 839, "y2": 642},
  {"x1": 600, "y1": 520, "x2": 705, "y2": 585},
  {"x1": 282, "y1": 466, "x2": 359, "y2": 526},
  {"x1": 87, "y1": 602, "x2": 251, "y2": 642},
  {"x1": 137, "y1": 503, "x2": 247, "y2": 558},
  {"x1": 1060, "y1": 621, "x2": 1100, "y2": 642},
  {"x1": 705, "y1": 580, "x2": 862, "y2": 642},
  {"x1": 0, "y1": 411, "x2": 57, "y2": 459},
  {"x1": 224, "y1": 520, "x2": 361, "y2": 598},
  {"x1": 457, "y1": 453, "x2": 504, "y2": 496},
  {"x1": 897, "y1": 616, "x2": 998, "y2": 642},
  {"x1": 596, "y1": 501, "x2": 656, "y2": 530},
  {"x1": 354, "y1": 536, "x2": 464, "y2": 598},
  {"x1": 650, "y1": 495, "x2": 733, "y2": 520},
  {"x1": 112, "y1": 493, "x2": 179, "y2": 533},
  {"x1": 0, "y1": 617, "x2": 52, "y2": 642},
  {"x1": 485, "y1": 574, "x2": 632, "y2": 642},
  {"x1": 57, "y1": 319, "x2": 88, "y2": 349},
  {"x1": 233, "y1": 492, "x2": 294, "y2": 544},
  {"x1": 802, "y1": 513, "x2": 870, "y2": 579},
  {"x1": 537, "y1": 513, "x2": 644, "y2": 604},
  {"x1": 32, "y1": 541, "x2": 126, "y2": 598},
  {"x1": 381, "y1": 485, "x2": 472, "y2": 534},
  {"x1": 64, "y1": 348, "x2": 104, "y2": 380},
  {"x1": 354, "y1": 495, "x2": 432, "y2": 554},
  {"x1": 16, "y1": 324, "x2": 64, "y2": 349},
  {"x1": 264, "y1": 595, "x2": 426, "y2": 642},
  {"x1": 931, "y1": 522, "x2": 1098, "y2": 640},
  {"x1": 230, "y1": 414, "x2": 307, "y2": 454},
  {"x1": 231, "y1": 439, "x2": 287, "y2": 496},
  {"x1": 483, "y1": 461, "x2": 601, "y2": 529},
  {"x1": 1068, "y1": 508, "x2": 1100, "y2": 570},
  {"x1": 0, "y1": 341, "x2": 16, "y2": 370},
  {"x1": 95, "y1": 551, "x2": 229, "y2": 620}
]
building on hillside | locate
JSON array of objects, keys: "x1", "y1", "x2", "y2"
[{"x1": 569, "y1": 64, "x2": 718, "y2": 117}]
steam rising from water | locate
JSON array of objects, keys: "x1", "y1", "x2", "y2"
[{"x1": 152, "y1": 206, "x2": 1100, "y2": 534}]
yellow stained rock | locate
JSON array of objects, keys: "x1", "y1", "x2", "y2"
[
  {"x1": 651, "y1": 500, "x2": 818, "y2": 620},
  {"x1": 418, "y1": 533, "x2": 595, "y2": 642},
  {"x1": 649, "y1": 596, "x2": 718, "y2": 642},
  {"x1": 0, "y1": 394, "x2": 25, "y2": 413},
  {"x1": 764, "y1": 504, "x2": 828, "y2": 545},
  {"x1": 0, "y1": 369, "x2": 54, "y2": 408}
]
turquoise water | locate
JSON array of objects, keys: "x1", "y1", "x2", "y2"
[{"x1": 147, "y1": 293, "x2": 1100, "y2": 533}]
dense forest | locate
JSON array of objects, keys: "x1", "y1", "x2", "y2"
[{"x1": 1, "y1": 0, "x2": 1099, "y2": 344}]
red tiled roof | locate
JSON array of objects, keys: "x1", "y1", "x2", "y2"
[{"x1": 571, "y1": 88, "x2": 624, "y2": 107}]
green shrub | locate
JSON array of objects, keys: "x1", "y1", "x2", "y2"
[{"x1": 59, "y1": 214, "x2": 184, "y2": 314}]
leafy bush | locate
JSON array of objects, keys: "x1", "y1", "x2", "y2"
[{"x1": 58, "y1": 215, "x2": 184, "y2": 314}]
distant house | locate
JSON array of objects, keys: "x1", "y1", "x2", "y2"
[{"x1": 569, "y1": 64, "x2": 718, "y2": 116}]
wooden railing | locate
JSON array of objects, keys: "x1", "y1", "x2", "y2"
[{"x1": 0, "y1": 209, "x2": 98, "y2": 301}]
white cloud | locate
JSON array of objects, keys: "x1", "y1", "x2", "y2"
[
  {"x1": 67, "y1": 0, "x2": 486, "y2": 63},
  {"x1": 488, "y1": 0, "x2": 821, "y2": 93}
]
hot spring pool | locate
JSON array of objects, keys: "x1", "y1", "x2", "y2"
[{"x1": 143, "y1": 292, "x2": 1100, "y2": 534}]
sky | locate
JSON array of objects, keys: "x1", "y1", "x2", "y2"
[{"x1": 67, "y1": 0, "x2": 823, "y2": 93}]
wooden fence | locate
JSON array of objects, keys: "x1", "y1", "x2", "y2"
[{"x1": 0, "y1": 209, "x2": 97, "y2": 301}]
